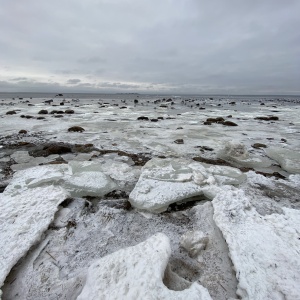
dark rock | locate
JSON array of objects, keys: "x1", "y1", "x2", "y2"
[
  {"x1": 134, "y1": 99, "x2": 139, "y2": 104},
  {"x1": 18, "y1": 130, "x2": 27, "y2": 134},
  {"x1": 137, "y1": 116, "x2": 149, "y2": 121},
  {"x1": 160, "y1": 104, "x2": 168, "y2": 108},
  {"x1": 260, "y1": 103, "x2": 265, "y2": 105},
  {"x1": 157, "y1": 117, "x2": 164, "y2": 120},
  {"x1": 60, "y1": 102, "x2": 64, "y2": 106},
  {"x1": 252, "y1": 143, "x2": 267, "y2": 149},
  {"x1": 176, "y1": 127, "x2": 183, "y2": 130},
  {"x1": 55, "y1": 115, "x2": 64, "y2": 118},
  {"x1": 65, "y1": 109, "x2": 75, "y2": 114},
  {"x1": 151, "y1": 119, "x2": 158, "y2": 122},
  {"x1": 199, "y1": 107, "x2": 205, "y2": 110},
  {"x1": 37, "y1": 117, "x2": 45, "y2": 120},
  {"x1": 229, "y1": 102, "x2": 236, "y2": 105},
  {"x1": 38, "y1": 109, "x2": 48, "y2": 114},
  {"x1": 255, "y1": 116, "x2": 279, "y2": 121},
  {"x1": 25, "y1": 115, "x2": 34, "y2": 119},
  {"x1": 227, "y1": 115, "x2": 232, "y2": 118},
  {"x1": 222, "y1": 121, "x2": 238, "y2": 126},
  {"x1": 206, "y1": 117, "x2": 225, "y2": 123},
  {"x1": 204, "y1": 121, "x2": 212, "y2": 125},
  {"x1": 281, "y1": 138, "x2": 287, "y2": 142},
  {"x1": 44, "y1": 144, "x2": 72, "y2": 155},
  {"x1": 6, "y1": 110, "x2": 16, "y2": 115},
  {"x1": 68, "y1": 126, "x2": 85, "y2": 132},
  {"x1": 174, "y1": 139, "x2": 184, "y2": 144}
]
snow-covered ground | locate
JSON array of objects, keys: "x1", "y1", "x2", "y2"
[{"x1": 0, "y1": 94, "x2": 299, "y2": 299}]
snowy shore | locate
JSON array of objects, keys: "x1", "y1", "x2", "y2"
[{"x1": 0, "y1": 94, "x2": 299, "y2": 299}]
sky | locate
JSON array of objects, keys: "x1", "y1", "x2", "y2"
[{"x1": 0, "y1": 0, "x2": 299, "y2": 95}]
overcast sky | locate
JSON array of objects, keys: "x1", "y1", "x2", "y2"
[{"x1": 0, "y1": 0, "x2": 299, "y2": 94}]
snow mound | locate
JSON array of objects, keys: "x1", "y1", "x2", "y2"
[
  {"x1": 0, "y1": 185, "x2": 69, "y2": 291},
  {"x1": 129, "y1": 158, "x2": 246, "y2": 212},
  {"x1": 212, "y1": 187, "x2": 300, "y2": 300},
  {"x1": 218, "y1": 142, "x2": 272, "y2": 168},
  {"x1": 265, "y1": 147, "x2": 300, "y2": 174},
  {"x1": 77, "y1": 233, "x2": 212, "y2": 300},
  {"x1": 180, "y1": 231, "x2": 209, "y2": 258}
]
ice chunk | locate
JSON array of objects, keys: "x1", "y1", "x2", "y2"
[
  {"x1": 64, "y1": 171, "x2": 117, "y2": 197},
  {"x1": 77, "y1": 233, "x2": 212, "y2": 300},
  {"x1": 218, "y1": 142, "x2": 272, "y2": 168},
  {"x1": 265, "y1": 147, "x2": 300, "y2": 174},
  {"x1": 0, "y1": 186, "x2": 69, "y2": 291},
  {"x1": 129, "y1": 158, "x2": 245, "y2": 212},
  {"x1": 212, "y1": 187, "x2": 300, "y2": 299},
  {"x1": 10, "y1": 151, "x2": 31, "y2": 164},
  {"x1": 180, "y1": 231, "x2": 209, "y2": 258}
]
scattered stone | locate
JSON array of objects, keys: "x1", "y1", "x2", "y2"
[
  {"x1": 6, "y1": 111, "x2": 16, "y2": 115},
  {"x1": 65, "y1": 109, "x2": 74, "y2": 114},
  {"x1": 68, "y1": 126, "x2": 85, "y2": 132},
  {"x1": 151, "y1": 119, "x2": 158, "y2": 122},
  {"x1": 18, "y1": 130, "x2": 27, "y2": 134},
  {"x1": 222, "y1": 121, "x2": 238, "y2": 126},
  {"x1": 44, "y1": 145, "x2": 72, "y2": 155},
  {"x1": 174, "y1": 139, "x2": 184, "y2": 144},
  {"x1": 137, "y1": 116, "x2": 149, "y2": 121},
  {"x1": 255, "y1": 116, "x2": 279, "y2": 121},
  {"x1": 37, "y1": 117, "x2": 45, "y2": 120},
  {"x1": 252, "y1": 143, "x2": 267, "y2": 149},
  {"x1": 38, "y1": 110, "x2": 48, "y2": 115}
]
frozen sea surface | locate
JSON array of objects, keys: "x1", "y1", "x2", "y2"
[{"x1": 0, "y1": 94, "x2": 299, "y2": 299}]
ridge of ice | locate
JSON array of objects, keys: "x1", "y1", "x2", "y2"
[
  {"x1": 212, "y1": 187, "x2": 300, "y2": 300},
  {"x1": 218, "y1": 142, "x2": 272, "y2": 168},
  {"x1": 265, "y1": 147, "x2": 300, "y2": 174},
  {"x1": 77, "y1": 233, "x2": 212, "y2": 300},
  {"x1": 129, "y1": 158, "x2": 246, "y2": 212}
]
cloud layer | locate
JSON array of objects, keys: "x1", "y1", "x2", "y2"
[{"x1": 0, "y1": 0, "x2": 299, "y2": 94}]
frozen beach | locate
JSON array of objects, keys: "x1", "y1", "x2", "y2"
[{"x1": 0, "y1": 93, "x2": 300, "y2": 300}]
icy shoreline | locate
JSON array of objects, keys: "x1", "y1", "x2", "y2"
[{"x1": 0, "y1": 95, "x2": 300, "y2": 299}]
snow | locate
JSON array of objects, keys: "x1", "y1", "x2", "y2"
[
  {"x1": 265, "y1": 147, "x2": 300, "y2": 174},
  {"x1": 212, "y1": 187, "x2": 300, "y2": 300},
  {"x1": 129, "y1": 158, "x2": 246, "y2": 212},
  {"x1": 77, "y1": 233, "x2": 212, "y2": 300},
  {"x1": 0, "y1": 185, "x2": 69, "y2": 291}
]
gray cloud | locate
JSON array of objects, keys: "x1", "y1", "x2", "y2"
[
  {"x1": 0, "y1": 0, "x2": 299, "y2": 94},
  {"x1": 67, "y1": 79, "x2": 81, "y2": 84}
]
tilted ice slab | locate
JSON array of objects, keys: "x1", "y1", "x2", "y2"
[
  {"x1": 265, "y1": 147, "x2": 300, "y2": 174},
  {"x1": 77, "y1": 233, "x2": 212, "y2": 300},
  {"x1": 0, "y1": 162, "x2": 118, "y2": 295},
  {"x1": 6, "y1": 162, "x2": 118, "y2": 198},
  {"x1": 212, "y1": 187, "x2": 300, "y2": 300},
  {"x1": 129, "y1": 158, "x2": 246, "y2": 212},
  {"x1": 0, "y1": 185, "x2": 70, "y2": 292},
  {"x1": 217, "y1": 142, "x2": 272, "y2": 168}
]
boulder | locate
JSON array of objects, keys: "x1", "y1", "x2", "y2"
[{"x1": 68, "y1": 126, "x2": 85, "y2": 132}]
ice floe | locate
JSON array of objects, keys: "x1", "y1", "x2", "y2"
[
  {"x1": 212, "y1": 187, "x2": 300, "y2": 300},
  {"x1": 129, "y1": 158, "x2": 246, "y2": 212},
  {"x1": 265, "y1": 147, "x2": 300, "y2": 174},
  {"x1": 77, "y1": 233, "x2": 212, "y2": 300},
  {"x1": 0, "y1": 185, "x2": 69, "y2": 292},
  {"x1": 218, "y1": 142, "x2": 272, "y2": 168}
]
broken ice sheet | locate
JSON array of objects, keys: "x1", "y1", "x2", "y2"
[
  {"x1": 0, "y1": 186, "x2": 70, "y2": 291},
  {"x1": 265, "y1": 147, "x2": 300, "y2": 174},
  {"x1": 77, "y1": 233, "x2": 212, "y2": 300},
  {"x1": 212, "y1": 187, "x2": 300, "y2": 300},
  {"x1": 217, "y1": 142, "x2": 272, "y2": 168},
  {"x1": 129, "y1": 158, "x2": 246, "y2": 212}
]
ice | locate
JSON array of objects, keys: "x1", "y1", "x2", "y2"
[
  {"x1": 64, "y1": 171, "x2": 117, "y2": 197},
  {"x1": 265, "y1": 147, "x2": 300, "y2": 174},
  {"x1": 0, "y1": 186, "x2": 69, "y2": 291},
  {"x1": 77, "y1": 233, "x2": 212, "y2": 300},
  {"x1": 217, "y1": 142, "x2": 272, "y2": 168},
  {"x1": 6, "y1": 162, "x2": 118, "y2": 198},
  {"x1": 129, "y1": 158, "x2": 246, "y2": 212},
  {"x1": 180, "y1": 231, "x2": 209, "y2": 258},
  {"x1": 10, "y1": 151, "x2": 31, "y2": 164},
  {"x1": 212, "y1": 187, "x2": 300, "y2": 300}
]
